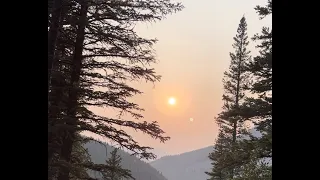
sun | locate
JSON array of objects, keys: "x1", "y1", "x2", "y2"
[{"x1": 168, "y1": 97, "x2": 176, "y2": 105}]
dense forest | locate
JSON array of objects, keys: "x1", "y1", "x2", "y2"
[
  {"x1": 206, "y1": 0, "x2": 272, "y2": 179},
  {"x1": 48, "y1": 0, "x2": 183, "y2": 179}
]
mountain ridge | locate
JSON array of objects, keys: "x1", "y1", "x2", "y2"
[
  {"x1": 150, "y1": 146, "x2": 213, "y2": 180},
  {"x1": 149, "y1": 128, "x2": 264, "y2": 180},
  {"x1": 85, "y1": 141, "x2": 167, "y2": 180}
]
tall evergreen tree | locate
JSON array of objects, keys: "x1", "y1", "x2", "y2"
[
  {"x1": 241, "y1": 0, "x2": 272, "y2": 162},
  {"x1": 206, "y1": 16, "x2": 251, "y2": 180},
  {"x1": 48, "y1": 1, "x2": 184, "y2": 180},
  {"x1": 233, "y1": 1, "x2": 272, "y2": 179},
  {"x1": 102, "y1": 148, "x2": 132, "y2": 180},
  {"x1": 48, "y1": 0, "x2": 77, "y2": 167},
  {"x1": 57, "y1": 1, "x2": 89, "y2": 180}
]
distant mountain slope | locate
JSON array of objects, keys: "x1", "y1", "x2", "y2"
[
  {"x1": 85, "y1": 141, "x2": 167, "y2": 180},
  {"x1": 150, "y1": 146, "x2": 213, "y2": 180},
  {"x1": 149, "y1": 128, "x2": 266, "y2": 180}
]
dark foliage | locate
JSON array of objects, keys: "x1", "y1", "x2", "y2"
[
  {"x1": 206, "y1": 16, "x2": 251, "y2": 180},
  {"x1": 48, "y1": 0, "x2": 184, "y2": 180}
]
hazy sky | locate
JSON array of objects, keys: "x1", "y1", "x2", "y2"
[{"x1": 88, "y1": 0, "x2": 272, "y2": 158}]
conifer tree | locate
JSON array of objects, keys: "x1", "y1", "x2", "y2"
[
  {"x1": 233, "y1": 159, "x2": 271, "y2": 180},
  {"x1": 206, "y1": 132, "x2": 233, "y2": 180},
  {"x1": 241, "y1": 0, "x2": 272, "y2": 163},
  {"x1": 48, "y1": 0, "x2": 77, "y2": 166},
  {"x1": 206, "y1": 16, "x2": 251, "y2": 180},
  {"x1": 47, "y1": 1, "x2": 184, "y2": 180},
  {"x1": 102, "y1": 148, "x2": 132, "y2": 180},
  {"x1": 234, "y1": 0, "x2": 272, "y2": 179}
]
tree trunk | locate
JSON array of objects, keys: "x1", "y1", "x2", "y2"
[
  {"x1": 57, "y1": 1, "x2": 88, "y2": 180},
  {"x1": 48, "y1": 0, "x2": 69, "y2": 170},
  {"x1": 231, "y1": 40, "x2": 244, "y2": 179},
  {"x1": 48, "y1": 67, "x2": 67, "y2": 165},
  {"x1": 48, "y1": 0, "x2": 63, "y2": 90},
  {"x1": 48, "y1": 1, "x2": 64, "y2": 179}
]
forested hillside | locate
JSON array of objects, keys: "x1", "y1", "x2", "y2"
[{"x1": 85, "y1": 141, "x2": 168, "y2": 180}]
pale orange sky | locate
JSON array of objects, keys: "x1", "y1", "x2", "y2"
[{"x1": 86, "y1": 0, "x2": 272, "y2": 158}]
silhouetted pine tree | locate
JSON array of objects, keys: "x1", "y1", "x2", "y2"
[
  {"x1": 102, "y1": 148, "x2": 132, "y2": 180},
  {"x1": 235, "y1": 0, "x2": 272, "y2": 179},
  {"x1": 47, "y1": 1, "x2": 184, "y2": 180},
  {"x1": 242, "y1": 0, "x2": 272, "y2": 162},
  {"x1": 247, "y1": 2, "x2": 272, "y2": 159},
  {"x1": 48, "y1": 0, "x2": 78, "y2": 167},
  {"x1": 206, "y1": 16, "x2": 251, "y2": 180}
]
